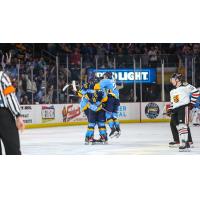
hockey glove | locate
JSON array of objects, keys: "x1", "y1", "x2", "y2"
[
  {"x1": 89, "y1": 104, "x2": 98, "y2": 112},
  {"x1": 188, "y1": 103, "x2": 194, "y2": 110},
  {"x1": 166, "y1": 108, "x2": 172, "y2": 117}
]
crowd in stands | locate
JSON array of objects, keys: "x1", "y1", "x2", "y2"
[{"x1": 0, "y1": 43, "x2": 199, "y2": 104}]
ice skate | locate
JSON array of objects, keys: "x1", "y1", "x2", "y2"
[
  {"x1": 115, "y1": 127, "x2": 121, "y2": 138},
  {"x1": 84, "y1": 136, "x2": 96, "y2": 145},
  {"x1": 189, "y1": 142, "x2": 194, "y2": 148},
  {"x1": 109, "y1": 128, "x2": 116, "y2": 138},
  {"x1": 179, "y1": 142, "x2": 190, "y2": 152},
  {"x1": 109, "y1": 127, "x2": 121, "y2": 138},
  {"x1": 95, "y1": 134, "x2": 108, "y2": 145},
  {"x1": 169, "y1": 141, "x2": 180, "y2": 148}
]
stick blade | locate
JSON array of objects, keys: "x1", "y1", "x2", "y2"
[{"x1": 62, "y1": 84, "x2": 70, "y2": 92}]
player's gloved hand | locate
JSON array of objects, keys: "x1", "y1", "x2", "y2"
[
  {"x1": 89, "y1": 104, "x2": 98, "y2": 111},
  {"x1": 188, "y1": 103, "x2": 194, "y2": 110},
  {"x1": 96, "y1": 101, "x2": 101, "y2": 107},
  {"x1": 166, "y1": 108, "x2": 172, "y2": 117},
  {"x1": 82, "y1": 83, "x2": 89, "y2": 90},
  {"x1": 96, "y1": 104, "x2": 102, "y2": 111},
  {"x1": 102, "y1": 102, "x2": 106, "y2": 108}
]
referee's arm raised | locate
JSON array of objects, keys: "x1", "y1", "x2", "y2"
[{"x1": 1, "y1": 72, "x2": 25, "y2": 131}]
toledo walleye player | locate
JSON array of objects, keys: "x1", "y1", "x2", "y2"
[
  {"x1": 168, "y1": 73, "x2": 199, "y2": 151},
  {"x1": 65, "y1": 79, "x2": 107, "y2": 144},
  {"x1": 80, "y1": 88, "x2": 108, "y2": 144},
  {"x1": 94, "y1": 72, "x2": 121, "y2": 138}
]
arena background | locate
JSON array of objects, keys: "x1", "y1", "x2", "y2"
[
  {"x1": 1, "y1": 43, "x2": 199, "y2": 127},
  {"x1": 1, "y1": 1, "x2": 200, "y2": 200}
]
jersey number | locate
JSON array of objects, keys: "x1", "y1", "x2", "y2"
[{"x1": 112, "y1": 82, "x2": 116, "y2": 90}]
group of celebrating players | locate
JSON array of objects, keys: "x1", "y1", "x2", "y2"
[{"x1": 74, "y1": 72, "x2": 121, "y2": 144}]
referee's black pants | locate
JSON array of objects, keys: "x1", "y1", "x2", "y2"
[
  {"x1": 0, "y1": 108, "x2": 21, "y2": 155},
  {"x1": 0, "y1": 139, "x2": 2, "y2": 154}
]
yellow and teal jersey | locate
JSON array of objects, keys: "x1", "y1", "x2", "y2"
[{"x1": 94, "y1": 78, "x2": 119, "y2": 99}]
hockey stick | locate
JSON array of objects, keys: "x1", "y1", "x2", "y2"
[
  {"x1": 72, "y1": 80, "x2": 77, "y2": 92},
  {"x1": 101, "y1": 107, "x2": 113, "y2": 114},
  {"x1": 62, "y1": 84, "x2": 70, "y2": 92},
  {"x1": 62, "y1": 80, "x2": 79, "y2": 92}
]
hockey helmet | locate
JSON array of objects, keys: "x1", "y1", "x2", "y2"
[
  {"x1": 170, "y1": 73, "x2": 183, "y2": 82},
  {"x1": 103, "y1": 71, "x2": 113, "y2": 79}
]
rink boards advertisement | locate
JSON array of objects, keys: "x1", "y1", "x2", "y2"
[
  {"x1": 89, "y1": 68, "x2": 156, "y2": 84},
  {"x1": 141, "y1": 102, "x2": 170, "y2": 122},
  {"x1": 20, "y1": 102, "x2": 169, "y2": 128}
]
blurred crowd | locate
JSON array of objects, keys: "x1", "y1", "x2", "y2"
[{"x1": 0, "y1": 43, "x2": 200, "y2": 104}]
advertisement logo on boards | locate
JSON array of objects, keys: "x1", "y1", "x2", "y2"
[
  {"x1": 62, "y1": 104, "x2": 81, "y2": 122},
  {"x1": 20, "y1": 105, "x2": 33, "y2": 124},
  {"x1": 41, "y1": 105, "x2": 55, "y2": 123},
  {"x1": 88, "y1": 68, "x2": 156, "y2": 84},
  {"x1": 117, "y1": 106, "x2": 127, "y2": 118},
  {"x1": 145, "y1": 103, "x2": 160, "y2": 119}
]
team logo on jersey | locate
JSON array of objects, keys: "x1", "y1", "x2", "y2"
[
  {"x1": 173, "y1": 95, "x2": 179, "y2": 103},
  {"x1": 145, "y1": 103, "x2": 160, "y2": 119}
]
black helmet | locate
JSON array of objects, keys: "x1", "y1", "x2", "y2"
[
  {"x1": 82, "y1": 82, "x2": 89, "y2": 90},
  {"x1": 171, "y1": 73, "x2": 183, "y2": 82},
  {"x1": 104, "y1": 71, "x2": 113, "y2": 79}
]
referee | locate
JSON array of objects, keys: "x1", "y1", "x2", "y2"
[{"x1": 0, "y1": 69, "x2": 25, "y2": 155}]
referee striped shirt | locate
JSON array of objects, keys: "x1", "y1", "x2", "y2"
[{"x1": 0, "y1": 71, "x2": 21, "y2": 117}]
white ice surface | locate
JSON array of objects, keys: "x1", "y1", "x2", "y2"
[{"x1": 17, "y1": 123, "x2": 200, "y2": 155}]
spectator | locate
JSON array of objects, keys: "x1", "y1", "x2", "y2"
[
  {"x1": 25, "y1": 74, "x2": 33, "y2": 101},
  {"x1": 148, "y1": 46, "x2": 158, "y2": 68},
  {"x1": 70, "y1": 48, "x2": 81, "y2": 65},
  {"x1": 1, "y1": 43, "x2": 200, "y2": 104},
  {"x1": 21, "y1": 95, "x2": 30, "y2": 105},
  {"x1": 46, "y1": 85, "x2": 54, "y2": 104},
  {"x1": 96, "y1": 44, "x2": 106, "y2": 67},
  {"x1": 128, "y1": 88, "x2": 137, "y2": 102},
  {"x1": 141, "y1": 47, "x2": 149, "y2": 67}
]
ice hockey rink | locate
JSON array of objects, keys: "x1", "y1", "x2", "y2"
[{"x1": 15, "y1": 122, "x2": 200, "y2": 155}]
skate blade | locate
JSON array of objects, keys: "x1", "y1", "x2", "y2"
[
  {"x1": 93, "y1": 141, "x2": 108, "y2": 145},
  {"x1": 110, "y1": 132, "x2": 121, "y2": 139},
  {"x1": 189, "y1": 143, "x2": 194, "y2": 148},
  {"x1": 116, "y1": 133, "x2": 121, "y2": 138},
  {"x1": 169, "y1": 144, "x2": 179, "y2": 148},
  {"x1": 179, "y1": 148, "x2": 191, "y2": 152},
  {"x1": 84, "y1": 142, "x2": 96, "y2": 145},
  {"x1": 193, "y1": 124, "x2": 200, "y2": 127}
]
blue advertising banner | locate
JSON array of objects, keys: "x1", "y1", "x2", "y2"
[{"x1": 88, "y1": 68, "x2": 156, "y2": 83}]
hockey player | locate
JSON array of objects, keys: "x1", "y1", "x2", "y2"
[
  {"x1": 75, "y1": 81, "x2": 93, "y2": 98},
  {"x1": 94, "y1": 72, "x2": 121, "y2": 138},
  {"x1": 164, "y1": 102, "x2": 193, "y2": 147},
  {"x1": 103, "y1": 91, "x2": 121, "y2": 138},
  {"x1": 94, "y1": 72, "x2": 119, "y2": 98},
  {"x1": 168, "y1": 73, "x2": 199, "y2": 151},
  {"x1": 80, "y1": 89, "x2": 108, "y2": 144}
]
